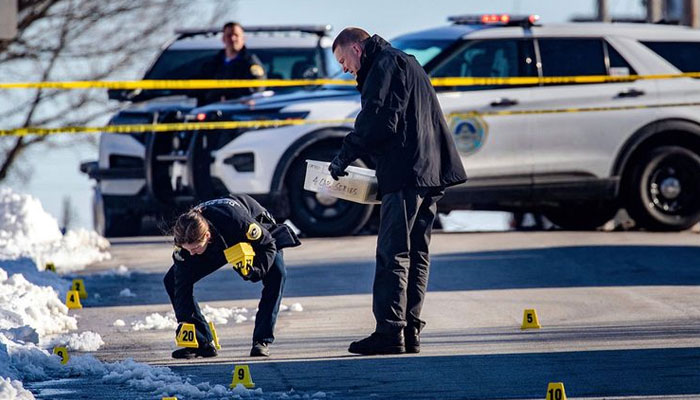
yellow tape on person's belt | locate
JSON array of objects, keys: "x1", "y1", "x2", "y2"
[
  {"x1": 0, "y1": 118, "x2": 356, "y2": 137},
  {"x1": 3, "y1": 72, "x2": 700, "y2": 90}
]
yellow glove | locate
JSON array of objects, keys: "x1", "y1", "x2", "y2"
[{"x1": 224, "y1": 242, "x2": 255, "y2": 278}]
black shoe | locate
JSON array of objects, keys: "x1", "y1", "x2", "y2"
[
  {"x1": 348, "y1": 332, "x2": 405, "y2": 355},
  {"x1": 404, "y1": 328, "x2": 420, "y2": 354},
  {"x1": 250, "y1": 342, "x2": 270, "y2": 357},
  {"x1": 171, "y1": 343, "x2": 217, "y2": 359}
]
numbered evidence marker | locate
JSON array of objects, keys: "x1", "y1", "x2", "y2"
[
  {"x1": 209, "y1": 321, "x2": 221, "y2": 350},
  {"x1": 546, "y1": 382, "x2": 567, "y2": 400},
  {"x1": 224, "y1": 242, "x2": 255, "y2": 279},
  {"x1": 45, "y1": 262, "x2": 56, "y2": 273},
  {"x1": 230, "y1": 365, "x2": 255, "y2": 389},
  {"x1": 175, "y1": 323, "x2": 199, "y2": 348},
  {"x1": 52, "y1": 346, "x2": 69, "y2": 364},
  {"x1": 71, "y1": 278, "x2": 88, "y2": 299},
  {"x1": 521, "y1": 308, "x2": 541, "y2": 330},
  {"x1": 65, "y1": 290, "x2": 82, "y2": 309}
]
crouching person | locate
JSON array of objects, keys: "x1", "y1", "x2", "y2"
[{"x1": 163, "y1": 194, "x2": 300, "y2": 359}]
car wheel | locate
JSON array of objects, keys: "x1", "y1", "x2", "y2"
[
  {"x1": 545, "y1": 203, "x2": 617, "y2": 230},
  {"x1": 93, "y1": 188, "x2": 142, "y2": 237},
  {"x1": 625, "y1": 145, "x2": 700, "y2": 231},
  {"x1": 286, "y1": 147, "x2": 375, "y2": 237}
]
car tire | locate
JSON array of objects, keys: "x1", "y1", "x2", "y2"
[
  {"x1": 545, "y1": 203, "x2": 617, "y2": 231},
  {"x1": 93, "y1": 188, "x2": 142, "y2": 237},
  {"x1": 624, "y1": 145, "x2": 700, "y2": 231},
  {"x1": 286, "y1": 147, "x2": 375, "y2": 237}
]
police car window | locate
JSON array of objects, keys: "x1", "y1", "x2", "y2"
[
  {"x1": 254, "y1": 48, "x2": 321, "y2": 80},
  {"x1": 641, "y1": 41, "x2": 700, "y2": 72},
  {"x1": 145, "y1": 49, "x2": 219, "y2": 79},
  {"x1": 429, "y1": 39, "x2": 530, "y2": 91},
  {"x1": 392, "y1": 39, "x2": 452, "y2": 66},
  {"x1": 538, "y1": 39, "x2": 606, "y2": 79},
  {"x1": 606, "y1": 42, "x2": 636, "y2": 76}
]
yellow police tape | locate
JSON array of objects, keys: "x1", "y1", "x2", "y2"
[
  {"x1": 3, "y1": 72, "x2": 700, "y2": 90},
  {"x1": 4, "y1": 102, "x2": 700, "y2": 137}
]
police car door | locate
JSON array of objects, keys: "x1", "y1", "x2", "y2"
[
  {"x1": 431, "y1": 38, "x2": 536, "y2": 187},
  {"x1": 526, "y1": 37, "x2": 658, "y2": 193}
]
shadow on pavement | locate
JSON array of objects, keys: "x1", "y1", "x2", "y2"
[{"x1": 76, "y1": 245, "x2": 700, "y2": 307}]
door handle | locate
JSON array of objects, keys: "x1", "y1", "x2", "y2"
[
  {"x1": 616, "y1": 88, "x2": 645, "y2": 98},
  {"x1": 490, "y1": 98, "x2": 519, "y2": 107}
]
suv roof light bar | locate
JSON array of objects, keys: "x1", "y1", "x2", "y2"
[
  {"x1": 175, "y1": 25, "x2": 332, "y2": 39},
  {"x1": 448, "y1": 14, "x2": 540, "y2": 27}
]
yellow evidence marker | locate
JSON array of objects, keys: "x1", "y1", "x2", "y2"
[
  {"x1": 175, "y1": 323, "x2": 199, "y2": 348},
  {"x1": 52, "y1": 346, "x2": 69, "y2": 364},
  {"x1": 546, "y1": 382, "x2": 567, "y2": 400},
  {"x1": 230, "y1": 365, "x2": 255, "y2": 389},
  {"x1": 521, "y1": 308, "x2": 541, "y2": 330},
  {"x1": 65, "y1": 290, "x2": 82, "y2": 309},
  {"x1": 71, "y1": 278, "x2": 88, "y2": 299},
  {"x1": 45, "y1": 262, "x2": 56, "y2": 273},
  {"x1": 224, "y1": 242, "x2": 255, "y2": 279},
  {"x1": 161, "y1": 398, "x2": 178, "y2": 400},
  {"x1": 209, "y1": 321, "x2": 221, "y2": 350}
]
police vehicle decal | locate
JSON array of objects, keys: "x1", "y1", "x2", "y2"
[{"x1": 449, "y1": 115, "x2": 489, "y2": 156}]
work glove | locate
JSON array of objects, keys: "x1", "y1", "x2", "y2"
[{"x1": 329, "y1": 156, "x2": 349, "y2": 181}]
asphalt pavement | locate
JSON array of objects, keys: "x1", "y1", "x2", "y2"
[{"x1": 26, "y1": 231, "x2": 700, "y2": 399}]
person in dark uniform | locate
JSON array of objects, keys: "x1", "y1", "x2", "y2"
[
  {"x1": 329, "y1": 28, "x2": 468, "y2": 355},
  {"x1": 163, "y1": 194, "x2": 300, "y2": 359},
  {"x1": 197, "y1": 21, "x2": 267, "y2": 105}
]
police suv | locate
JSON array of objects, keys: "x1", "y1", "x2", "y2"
[
  {"x1": 89, "y1": 15, "x2": 700, "y2": 236},
  {"x1": 81, "y1": 25, "x2": 340, "y2": 236}
]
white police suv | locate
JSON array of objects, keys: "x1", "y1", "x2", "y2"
[
  {"x1": 90, "y1": 15, "x2": 700, "y2": 236},
  {"x1": 81, "y1": 25, "x2": 340, "y2": 236}
]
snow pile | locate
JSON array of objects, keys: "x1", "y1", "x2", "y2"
[
  {"x1": 131, "y1": 313, "x2": 178, "y2": 331},
  {"x1": 42, "y1": 331, "x2": 104, "y2": 352},
  {"x1": 0, "y1": 188, "x2": 110, "y2": 272},
  {"x1": 112, "y1": 319, "x2": 125, "y2": 327},
  {"x1": 289, "y1": 303, "x2": 303, "y2": 312},
  {"x1": 0, "y1": 376, "x2": 34, "y2": 400},
  {"x1": 201, "y1": 305, "x2": 249, "y2": 325},
  {"x1": 98, "y1": 265, "x2": 131, "y2": 278},
  {"x1": 119, "y1": 288, "x2": 136, "y2": 297},
  {"x1": 0, "y1": 265, "x2": 77, "y2": 337}
]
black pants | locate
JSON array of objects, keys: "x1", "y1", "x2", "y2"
[
  {"x1": 373, "y1": 187, "x2": 443, "y2": 335},
  {"x1": 163, "y1": 251, "x2": 286, "y2": 346}
]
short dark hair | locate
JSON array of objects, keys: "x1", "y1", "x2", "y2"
[
  {"x1": 223, "y1": 21, "x2": 242, "y2": 31},
  {"x1": 332, "y1": 27, "x2": 370, "y2": 52}
]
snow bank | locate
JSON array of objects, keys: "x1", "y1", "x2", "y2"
[
  {"x1": 0, "y1": 188, "x2": 111, "y2": 273},
  {"x1": 42, "y1": 331, "x2": 104, "y2": 352}
]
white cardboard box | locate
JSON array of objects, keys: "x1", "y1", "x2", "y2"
[{"x1": 303, "y1": 160, "x2": 380, "y2": 204}]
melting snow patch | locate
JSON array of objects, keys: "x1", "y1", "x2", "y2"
[
  {"x1": 113, "y1": 319, "x2": 125, "y2": 327},
  {"x1": 131, "y1": 313, "x2": 178, "y2": 331},
  {"x1": 119, "y1": 288, "x2": 136, "y2": 297},
  {"x1": 98, "y1": 265, "x2": 131, "y2": 278},
  {"x1": 290, "y1": 303, "x2": 303, "y2": 312},
  {"x1": 42, "y1": 331, "x2": 104, "y2": 352},
  {"x1": 201, "y1": 305, "x2": 248, "y2": 325}
]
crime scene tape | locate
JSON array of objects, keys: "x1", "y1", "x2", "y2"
[
  {"x1": 3, "y1": 72, "x2": 700, "y2": 90},
  {"x1": 4, "y1": 102, "x2": 700, "y2": 137}
]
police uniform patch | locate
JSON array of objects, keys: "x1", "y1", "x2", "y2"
[
  {"x1": 246, "y1": 223, "x2": 262, "y2": 241},
  {"x1": 250, "y1": 64, "x2": 264, "y2": 77},
  {"x1": 173, "y1": 246, "x2": 184, "y2": 262}
]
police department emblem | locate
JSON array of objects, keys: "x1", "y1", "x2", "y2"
[
  {"x1": 449, "y1": 115, "x2": 489, "y2": 155},
  {"x1": 246, "y1": 223, "x2": 262, "y2": 241}
]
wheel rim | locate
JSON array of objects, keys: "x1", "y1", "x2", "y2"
[
  {"x1": 302, "y1": 189, "x2": 353, "y2": 220},
  {"x1": 646, "y1": 154, "x2": 700, "y2": 217}
]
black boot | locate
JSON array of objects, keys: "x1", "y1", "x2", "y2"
[
  {"x1": 250, "y1": 342, "x2": 270, "y2": 357},
  {"x1": 348, "y1": 332, "x2": 405, "y2": 355},
  {"x1": 171, "y1": 342, "x2": 217, "y2": 359},
  {"x1": 404, "y1": 328, "x2": 420, "y2": 354}
]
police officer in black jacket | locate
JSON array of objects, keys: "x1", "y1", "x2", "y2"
[
  {"x1": 163, "y1": 194, "x2": 300, "y2": 359},
  {"x1": 329, "y1": 28, "x2": 468, "y2": 355},
  {"x1": 196, "y1": 21, "x2": 266, "y2": 105}
]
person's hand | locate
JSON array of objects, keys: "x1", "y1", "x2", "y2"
[{"x1": 329, "y1": 156, "x2": 349, "y2": 181}]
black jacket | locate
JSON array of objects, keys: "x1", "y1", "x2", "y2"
[
  {"x1": 197, "y1": 47, "x2": 266, "y2": 105},
  {"x1": 172, "y1": 194, "x2": 299, "y2": 282},
  {"x1": 337, "y1": 35, "x2": 467, "y2": 196}
]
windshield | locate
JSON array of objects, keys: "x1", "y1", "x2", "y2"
[{"x1": 391, "y1": 38, "x2": 453, "y2": 66}]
